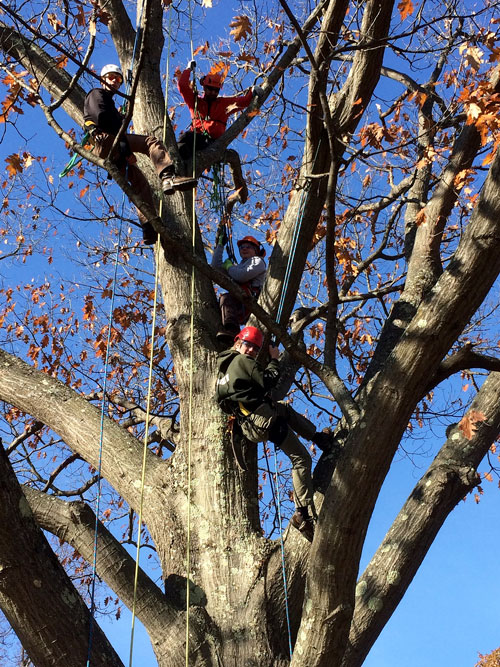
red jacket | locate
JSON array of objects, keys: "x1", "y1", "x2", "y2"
[{"x1": 178, "y1": 69, "x2": 253, "y2": 139}]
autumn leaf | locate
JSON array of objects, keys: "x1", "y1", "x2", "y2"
[
  {"x1": 194, "y1": 41, "x2": 210, "y2": 56},
  {"x1": 397, "y1": 0, "x2": 414, "y2": 21},
  {"x1": 47, "y1": 13, "x2": 62, "y2": 32},
  {"x1": 75, "y1": 5, "x2": 85, "y2": 26},
  {"x1": 458, "y1": 410, "x2": 486, "y2": 440},
  {"x1": 5, "y1": 154, "x2": 22, "y2": 177},
  {"x1": 230, "y1": 15, "x2": 252, "y2": 42},
  {"x1": 483, "y1": 471, "x2": 493, "y2": 482},
  {"x1": 415, "y1": 207, "x2": 427, "y2": 226}
]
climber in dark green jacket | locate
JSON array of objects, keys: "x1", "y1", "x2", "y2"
[{"x1": 216, "y1": 325, "x2": 336, "y2": 542}]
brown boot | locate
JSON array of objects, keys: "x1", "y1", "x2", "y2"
[{"x1": 290, "y1": 509, "x2": 315, "y2": 543}]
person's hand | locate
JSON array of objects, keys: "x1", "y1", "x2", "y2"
[
  {"x1": 188, "y1": 60, "x2": 196, "y2": 70},
  {"x1": 216, "y1": 225, "x2": 228, "y2": 247},
  {"x1": 222, "y1": 258, "x2": 234, "y2": 270},
  {"x1": 89, "y1": 126, "x2": 105, "y2": 144},
  {"x1": 268, "y1": 343, "x2": 279, "y2": 359}
]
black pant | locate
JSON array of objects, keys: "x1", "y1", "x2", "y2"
[{"x1": 177, "y1": 131, "x2": 213, "y2": 162}]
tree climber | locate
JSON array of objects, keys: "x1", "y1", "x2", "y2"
[
  {"x1": 169, "y1": 61, "x2": 263, "y2": 195},
  {"x1": 216, "y1": 326, "x2": 337, "y2": 542},
  {"x1": 83, "y1": 64, "x2": 197, "y2": 244},
  {"x1": 211, "y1": 227, "x2": 267, "y2": 343}
]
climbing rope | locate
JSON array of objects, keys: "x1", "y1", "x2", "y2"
[
  {"x1": 185, "y1": 2, "x2": 196, "y2": 663},
  {"x1": 86, "y1": 4, "x2": 148, "y2": 666},
  {"x1": 127, "y1": 2, "x2": 173, "y2": 664},
  {"x1": 86, "y1": 208, "x2": 125, "y2": 667},
  {"x1": 275, "y1": 181, "x2": 310, "y2": 327},
  {"x1": 271, "y1": 445, "x2": 294, "y2": 660}
]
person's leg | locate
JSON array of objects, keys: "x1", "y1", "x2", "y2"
[
  {"x1": 177, "y1": 131, "x2": 212, "y2": 162},
  {"x1": 216, "y1": 293, "x2": 245, "y2": 344},
  {"x1": 269, "y1": 420, "x2": 314, "y2": 511},
  {"x1": 276, "y1": 402, "x2": 316, "y2": 441},
  {"x1": 126, "y1": 134, "x2": 196, "y2": 194},
  {"x1": 125, "y1": 164, "x2": 157, "y2": 244}
]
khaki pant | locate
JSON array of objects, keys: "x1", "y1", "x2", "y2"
[
  {"x1": 94, "y1": 133, "x2": 172, "y2": 224},
  {"x1": 241, "y1": 401, "x2": 316, "y2": 511}
]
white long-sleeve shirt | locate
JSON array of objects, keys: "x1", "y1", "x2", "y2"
[{"x1": 211, "y1": 245, "x2": 266, "y2": 290}]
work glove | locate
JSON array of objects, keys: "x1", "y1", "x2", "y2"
[
  {"x1": 188, "y1": 60, "x2": 196, "y2": 70},
  {"x1": 216, "y1": 226, "x2": 228, "y2": 246},
  {"x1": 252, "y1": 84, "x2": 264, "y2": 97},
  {"x1": 87, "y1": 124, "x2": 104, "y2": 144},
  {"x1": 222, "y1": 258, "x2": 234, "y2": 271}
]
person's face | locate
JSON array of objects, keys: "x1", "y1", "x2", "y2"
[
  {"x1": 235, "y1": 338, "x2": 260, "y2": 359},
  {"x1": 102, "y1": 73, "x2": 123, "y2": 92},
  {"x1": 203, "y1": 84, "x2": 220, "y2": 99},
  {"x1": 239, "y1": 242, "x2": 258, "y2": 260}
]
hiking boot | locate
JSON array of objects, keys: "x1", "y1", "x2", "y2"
[
  {"x1": 141, "y1": 222, "x2": 157, "y2": 245},
  {"x1": 172, "y1": 176, "x2": 198, "y2": 192},
  {"x1": 312, "y1": 430, "x2": 335, "y2": 451},
  {"x1": 216, "y1": 327, "x2": 239, "y2": 346},
  {"x1": 161, "y1": 177, "x2": 176, "y2": 195},
  {"x1": 290, "y1": 510, "x2": 315, "y2": 543},
  {"x1": 162, "y1": 175, "x2": 198, "y2": 194}
]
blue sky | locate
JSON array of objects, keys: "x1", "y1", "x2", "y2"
[{"x1": 1, "y1": 1, "x2": 499, "y2": 665}]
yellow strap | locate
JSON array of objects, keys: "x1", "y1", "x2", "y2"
[{"x1": 238, "y1": 401, "x2": 251, "y2": 416}]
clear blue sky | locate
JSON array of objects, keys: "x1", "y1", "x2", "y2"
[{"x1": 1, "y1": 1, "x2": 499, "y2": 665}]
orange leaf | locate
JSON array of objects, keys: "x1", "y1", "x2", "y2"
[
  {"x1": 5, "y1": 154, "x2": 22, "y2": 177},
  {"x1": 415, "y1": 207, "x2": 427, "y2": 226},
  {"x1": 230, "y1": 15, "x2": 252, "y2": 42},
  {"x1": 458, "y1": 410, "x2": 486, "y2": 440},
  {"x1": 397, "y1": 0, "x2": 414, "y2": 21},
  {"x1": 194, "y1": 41, "x2": 210, "y2": 56}
]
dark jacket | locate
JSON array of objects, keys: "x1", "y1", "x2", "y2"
[
  {"x1": 83, "y1": 88, "x2": 125, "y2": 135},
  {"x1": 216, "y1": 349, "x2": 280, "y2": 412}
]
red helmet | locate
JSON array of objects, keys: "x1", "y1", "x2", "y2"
[
  {"x1": 237, "y1": 236, "x2": 266, "y2": 257},
  {"x1": 201, "y1": 73, "x2": 222, "y2": 89},
  {"x1": 235, "y1": 326, "x2": 264, "y2": 348}
]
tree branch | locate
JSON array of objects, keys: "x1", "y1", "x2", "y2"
[
  {"x1": 345, "y1": 371, "x2": 500, "y2": 667},
  {"x1": 0, "y1": 445, "x2": 124, "y2": 666}
]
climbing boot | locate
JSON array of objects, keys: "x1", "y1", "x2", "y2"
[
  {"x1": 312, "y1": 429, "x2": 335, "y2": 451},
  {"x1": 141, "y1": 222, "x2": 157, "y2": 245},
  {"x1": 216, "y1": 326, "x2": 240, "y2": 346},
  {"x1": 290, "y1": 509, "x2": 315, "y2": 543},
  {"x1": 162, "y1": 175, "x2": 198, "y2": 194}
]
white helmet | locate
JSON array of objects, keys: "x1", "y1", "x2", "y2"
[{"x1": 100, "y1": 64, "x2": 123, "y2": 80}]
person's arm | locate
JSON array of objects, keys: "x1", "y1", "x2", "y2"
[
  {"x1": 226, "y1": 257, "x2": 266, "y2": 284},
  {"x1": 211, "y1": 244, "x2": 225, "y2": 269},
  {"x1": 178, "y1": 68, "x2": 196, "y2": 111},
  {"x1": 221, "y1": 90, "x2": 254, "y2": 116}
]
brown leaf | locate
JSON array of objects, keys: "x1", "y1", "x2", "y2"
[
  {"x1": 458, "y1": 410, "x2": 486, "y2": 440},
  {"x1": 230, "y1": 15, "x2": 252, "y2": 42},
  {"x1": 5, "y1": 154, "x2": 22, "y2": 177}
]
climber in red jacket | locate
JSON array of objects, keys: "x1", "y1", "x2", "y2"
[{"x1": 174, "y1": 61, "x2": 263, "y2": 164}]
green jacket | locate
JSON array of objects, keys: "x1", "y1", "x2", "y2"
[{"x1": 216, "y1": 349, "x2": 280, "y2": 413}]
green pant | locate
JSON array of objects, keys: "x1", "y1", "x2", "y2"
[{"x1": 240, "y1": 401, "x2": 316, "y2": 511}]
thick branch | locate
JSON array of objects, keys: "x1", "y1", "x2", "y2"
[
  {"x1": 345, "y1": 371, "x2": 500, "y2": 667},
  {"x1": 23, "y1": 487, "x2": 179, "y2": 643},
  {"x1": 0, "y1": 348, "x2": 163, "y2": 519},
  {"x1": 0, "y1": 446, "x2": 123, "y2": 667},
  {"x1": 425, "y1": 343, "x2": 500, "y2": 394}
]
